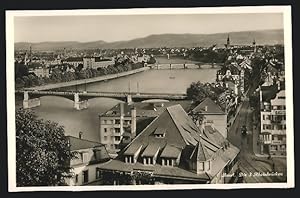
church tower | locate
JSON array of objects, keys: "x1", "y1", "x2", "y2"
[
  {"x1": 226, "y1": 34, "x2": 230, "y2": 49},
  {"x1": 252, "y1": 38, "x2": 257, "y2": 52}
]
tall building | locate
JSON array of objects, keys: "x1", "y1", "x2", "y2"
[
  {"x1": 259, "y1": 86, "x2": 286, "y2": 156},
  {"x1": 97, "y1": 105, "x2": 239, "y2": 185}
]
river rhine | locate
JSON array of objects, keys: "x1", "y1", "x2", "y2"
[{"x1": 30, "y1": 68, "x2": 218, "y2": 142}]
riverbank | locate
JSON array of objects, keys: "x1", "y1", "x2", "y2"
[{"x1": 26, "y1": 67, "x2": 150, "y2": 91}]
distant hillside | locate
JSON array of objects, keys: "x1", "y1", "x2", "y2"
[{"x1": 15, "y1": 29, "x2": 283, "y2": 51}]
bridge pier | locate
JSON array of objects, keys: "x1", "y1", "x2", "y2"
[
  {"x1": 74, "y1": 93, "x2": 88, "y2": 110},
  {"x1": 23, "y1": 91, "x2": 41, "y2": 109}
]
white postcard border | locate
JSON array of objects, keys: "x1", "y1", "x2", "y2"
[{"x1": 6, "y1": 5, "x2": 294, "y2": 192}]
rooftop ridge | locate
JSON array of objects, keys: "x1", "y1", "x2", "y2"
[
  {"x1": 121, "y1": 112, "x2": 162, "y2": 153},
  {"x1": 66, "y1": 135, "x2": 103, "y2": 145}
]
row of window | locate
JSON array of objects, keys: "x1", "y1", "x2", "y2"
[
  {"x1": 125, "y1": 156, "x2": 177, "y2": 167},
  {"x1": 262, "y1": 124, "x2": 286, "y2": 130},
  {"x1": 74, "y1": 168, "x2": 102, "y2": 184},
  {"x1": 101, "y1": 119, "x2": 131, "y2": 125},
  {"x1": 262, "y1": 115, "x2": 286, "y2": 121},
  {"x1": 270, "y1": 144, "x2": 286, "y2": 151},
  {"x1": 271, "y1": 105, "x2": 286, "y2": 110},
  {"x1": 272, "y1": 135, "x2": 286, "y2": 141},
  {"x1": 103, "y1": 135, "x2": 121, "y2": 142},
  {"x1": 103, "y1": 127, "x2": 121, "y2": 133},
  {"x1": 190, "y1": 161, "x2": 211, "y2": 171}
]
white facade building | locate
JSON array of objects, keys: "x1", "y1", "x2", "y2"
[{"x1": 260, "y1": 90, "x2": 286, "y2": 156}]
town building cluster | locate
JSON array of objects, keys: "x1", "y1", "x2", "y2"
[
  {"x1": 15, "y1": 35, "x2": 286, "y2": 185},
  {"x1": 259, "y1": 59, "x2": 286, "y2": 156}
]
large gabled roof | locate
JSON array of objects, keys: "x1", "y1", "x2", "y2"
[
  {"x1": 99, "y1": 104, "x2": 240, "y2": 181},
  {"x1": 123, "y1": 104, "x2": 199, "y2": 156},
  {"x1": 192, "y1": 98, "x2": 225, "y2": 115}
]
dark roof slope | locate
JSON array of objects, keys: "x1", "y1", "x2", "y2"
[
  {"x1": 192, "y1": 98, "x2": 225, "y2": 114},
  {"x1": 67, "y1": 136, "x2": 102, "y2": 151}
]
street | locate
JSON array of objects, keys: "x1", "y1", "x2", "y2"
[{"x1": 228, "y1": 98, "x2": 287, "y2": 183}]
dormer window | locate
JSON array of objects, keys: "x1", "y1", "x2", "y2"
[
  {"x1": 154, "y1": 127, "x2": 166, "y2": 138},
  {"x1": 143, "y1": 157, "x2": 154, "y2": 165},
  {"x1": 125, "y1": 155, "x2": 134, "y2": 163},
  {"x1": 124, "y1": 145, "x2": 143, "y2": 164},
  {"x1": 141, "y1": 144, "x2": 160, "y2": 165},
  {"x1": 161, "y1": 158, "x2": 175, "y2": 167},
  {"x1": 160, "y1": 145, "x2": 182, "y2": 167}
]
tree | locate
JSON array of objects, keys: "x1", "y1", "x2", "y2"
[
  {"x1": 186, "y1": 81, "x2": 220, "y2": 104},
  {"x1": 15, "y1": 77, "x2": 25, "y2": 89},
  {"x1": 16, "y1": 109, "x2": 75, "y2": 186},
  {"x1": 15, "y1": 63, "x2": 29, "y2": 79}
]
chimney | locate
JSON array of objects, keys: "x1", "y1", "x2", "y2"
[
  {"x1": 199, "y1": 116, "x2": 206, "y2": 134},
  {"x1": 131, "y1": 107, "x2": 137, "y2": 138},
  {"x1": 204, "y1": 106, "x2": 208, "y2": 112},
  {"x1": 120, "y1": 103, "x2": 124, "y2": 135}
]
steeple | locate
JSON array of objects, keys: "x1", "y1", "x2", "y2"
[
  {"x1": 227, "y1": 34, "x2": 230, "y2": 46},
  {"x1": 253, "y1": 38, "x2": 257, "y2": 52}
]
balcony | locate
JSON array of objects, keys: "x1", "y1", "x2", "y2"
[
  {"x1": 270, "y1": 119, "x2": 282, "y2": 124},
  {"x1": 271, "y1": 139, "x2": 286, "y2": 145},
  {"x1": 271, "y1": 110, "x2": 286, "y2": 115}
]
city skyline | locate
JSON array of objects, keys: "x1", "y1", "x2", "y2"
[{"x1": 14, "y1": 13, "x2": 283, "y2": 43}]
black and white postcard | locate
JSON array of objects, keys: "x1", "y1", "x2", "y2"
[{"x1": 6, "y1": 6, "x2": 294, "y2": 191}]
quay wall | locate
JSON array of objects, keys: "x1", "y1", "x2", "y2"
[{"x1": 26, "y1": 67, "x2": 150, "y2": 91}]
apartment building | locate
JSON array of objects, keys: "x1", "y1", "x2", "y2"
[
  {"x1": 260, "y1": 87, "x2": 286, "y2": 156},
  {"x1": 83, "y1": 57, "x2": 115, "y2": 69}
]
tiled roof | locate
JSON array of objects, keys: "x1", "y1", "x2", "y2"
[
  {"x1": 67, "y1": 136, "x2": 102, "y2": 151},
  {"x1": 99, "y1": 105, "x2": 239, "y2": 181},
  {"x1": 123, "y1": 144, "x2": 142, "y2": 156},
  {"x1": 63, "y1": 57, "x2": 83, "y2": 62},
  {"x1": 100, "y1": 101, "x2": 193, "y2": 118},
  {"x1": 141, "y1": 143, "x2": 160, "y2": 157},
  {"x1": 153, "y1": 127, "x2": 166, "y2": 135},
  {"x1": 192, "y1": 98, "x2": 225, "y2": 114},
  {"x1": 160, "y1": 144, "x2": 182, "y2": 158}
]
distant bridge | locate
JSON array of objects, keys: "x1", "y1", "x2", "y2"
[
  {"x1": 16, "y1": 90, "x2": 187, "y2": 110},
  {"x1": 149, "y1": 62, "x2": 220, "y2": 70}
]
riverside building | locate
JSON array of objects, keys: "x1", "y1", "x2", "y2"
[{"x1": 96, "y1": 105, "x2": 239, "y2": 185}]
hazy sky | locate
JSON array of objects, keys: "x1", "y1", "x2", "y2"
[{"x1": 14, "y1": 13, "x2": 283, "y2": 43}]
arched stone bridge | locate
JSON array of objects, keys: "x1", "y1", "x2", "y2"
[{"x1": 15, "y1": 90, "x2": 187, "y2": 110}]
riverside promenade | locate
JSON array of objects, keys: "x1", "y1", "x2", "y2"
[{"x1": 25, "y1": 67, "x2": 150, "y2": 91}]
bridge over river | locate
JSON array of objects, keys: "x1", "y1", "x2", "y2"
[{"x1": 16, "y1": 90, "x2": 187, "y2": 110}]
